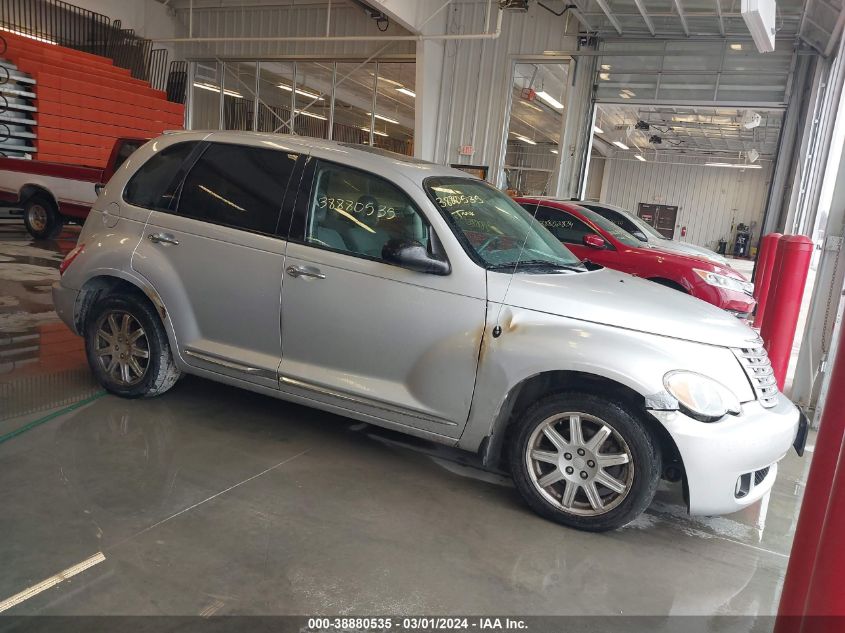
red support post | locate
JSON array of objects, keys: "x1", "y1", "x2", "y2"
[
  {"x1": 775, "y1": 332, "x2": 845, "y2": 632},
  {"x1": 760, "y1": 236, "x2": 813, "y2": 390},
  {"x1": 753, "y1": 232, "x2": 783, "y2": 329}
]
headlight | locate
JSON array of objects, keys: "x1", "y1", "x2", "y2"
[
  {"x1": 693, "y1": 269, "x2": 752, "y2": 294},
  {"x1": 664, "y1": 371, "x2": 741, "y2": 422}
]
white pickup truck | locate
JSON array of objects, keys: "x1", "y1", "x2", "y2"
[{"x1": 0, "y1": 137, "x2": 145, "y2": 238}]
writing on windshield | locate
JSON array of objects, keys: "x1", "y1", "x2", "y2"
[{"x1": 425, "y1": 177, "x2": 582, "y2": 270}]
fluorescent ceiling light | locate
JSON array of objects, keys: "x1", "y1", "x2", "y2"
[
  {"x1": 706, "y1": 162, "x2": 762, "y2": 169},
  {"x1": 512, "y1": 134, "x2": 537, "y2": 145},
  {"x1": 396, "y1": 87, "x2": 416, "y2": 98},
  {"x1": 367, "y1": 113, "x2": 400, "y2": 124},
  {"x1": 593, "y1": 125, "x2": 604, "y2": 134},
  {"x1": 551, "y1": 149, "x2": 559, "y2": 154},
  {"x1": 620, "y1": 89, "x2": 636, "y2": 97},
  {"x1": 635, "y1": 154, "x2": 646, "y2": 162},
  {"x1": 619, "y1": 92, "x2": 631, "y2": 99},
  {"x1": 613, "y1": 140, "x2": 629, "y2": 150},
  {"x1": 294, "y1": 109, "x2": 327, "y2": 120},
  {"x1": 193, "y1": 82, "x2": 243, "y2": 99},
  {"x1": 0, "y1": 27, "x2": 57, "y2": 44},
  {"x1": 730, "y1": 43, "x2": 743, "y2": 50},
  {"x1": 599, "y1": 73, "x2": 610, "y2": 81},
  {"x1": 600, "y1": 64, "x2": 612, "y2": 71},
  {"x1": 277, "y1": 84, "x2": 324, "y2": 100},
  {"x1": 536, "y1": 90, "x2": 564, "y2": 110},
  {"x1": 360, "y1": 127, "x2": 389, "y2": 137}
]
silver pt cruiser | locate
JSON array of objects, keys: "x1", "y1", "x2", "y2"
[{"x1": 53, "y1": 131, "x2": 806, "y2": 531}]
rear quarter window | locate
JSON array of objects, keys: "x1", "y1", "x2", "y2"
[{"x1": 123, "y1": 142, "x2": 198, "y2": 211}]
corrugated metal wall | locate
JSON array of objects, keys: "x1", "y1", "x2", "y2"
[
  {"x1": 600, "y1": 158, "x2": 773, "y2": 250},
  {"x1": 172, "y1": 3, "x2": 415, "y2": 60},
  {"x1": 433, "y1": 2, "x2": 579, "y2": 179}
]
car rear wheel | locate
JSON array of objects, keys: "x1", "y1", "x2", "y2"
[
  {"x1": 23, "y1": 194, "x2": 63, "y2": 240},
  {"x1": 509, "y1": 392, "x2": 661, "y2": 532},
  {"x1": 84, "y1": 294, "x2": 181, "y2": 398}
]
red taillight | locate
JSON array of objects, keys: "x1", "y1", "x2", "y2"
[{"x1": 59, "y1": 244, "x2": 85, "y2": 276}]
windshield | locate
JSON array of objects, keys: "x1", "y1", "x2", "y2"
[
  {"x1": 584, "y1": 204, "x2": 667, "y2": 241},
  {"x1": 425, "y1": 178, "x2": 582, "y2": 270},
  {"x1": 572, "y1": 205, "x2": 644, "y2": 248}
]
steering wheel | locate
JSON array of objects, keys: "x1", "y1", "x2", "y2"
[
  {"x1": 478, "y1": 235, "x2": 505, "y2": 254},
  {"x1": 307, "y1": 237, "x2": 333, "y2": 248}
]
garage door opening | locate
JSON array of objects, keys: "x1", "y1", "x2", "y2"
[{"x1": 583, "y1": 103, "x2": 783, "y2": 258}]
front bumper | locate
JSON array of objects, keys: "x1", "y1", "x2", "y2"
[
  {"x1": 52, "y1": 282, "x2": 81, "y2": 334},
  {"x1": 649, "y1": 392, "x2": 800, "y2": 516}
]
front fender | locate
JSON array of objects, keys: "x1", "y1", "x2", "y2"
[{"x1": 458, "y1": 304, "x2": 753, "y2": 453}]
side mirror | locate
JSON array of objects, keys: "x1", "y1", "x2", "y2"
[
  {"x1": 382, "y1": 239, "x2": 451, "y2": 275},
  {"x1": 583, "y1": 234, "x2": 606, "y2": 249},
  {"x1": 633, "y1": 231, "x2": 648, "y2": 242},
  {"x1": 94, "y1": 183, "x2": 105, "y2": 196}
]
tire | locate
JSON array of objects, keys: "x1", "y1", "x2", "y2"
[
  {"x1": 509, "y1": 392, "x2": 661, "y2": 532},
  {"x1": 84, "y1": 294, "x2": 181, "y2": 398},
  {"x1": 23, "y1": 193, "x2": 63, "y2": 239}
]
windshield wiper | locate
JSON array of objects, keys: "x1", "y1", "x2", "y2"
[{"x1": 488, "y1": 260, "x2": 584, "y2": 272}]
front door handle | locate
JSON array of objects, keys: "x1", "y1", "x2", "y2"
[
  {"x1": 148, "y1": 232, "x2": 179, "y2": 246},
  {"x1": 286, "y1": 265, "x2": 326, "y2": 280}
]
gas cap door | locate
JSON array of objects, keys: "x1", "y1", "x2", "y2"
[{"x1": 102, "y1": 202, "x2": 120, "y2": 228}]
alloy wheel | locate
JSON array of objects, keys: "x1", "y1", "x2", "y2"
[
  {"x1": 27, "y1": 204, "x2": 48, "y2": 233},
  {"x1": 525, "y1": 412, "x2": 634, "y2": 516},
  {"x1": 94, "y1": 311, "x2": 150, "y2": 386}
]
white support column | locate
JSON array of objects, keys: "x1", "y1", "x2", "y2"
[
  {"x1": 413, "y1": 35, "x2": 446, "y2": 161},
  {"x1": 556, "y1": 54, "x2": 596, "y2": 199}
]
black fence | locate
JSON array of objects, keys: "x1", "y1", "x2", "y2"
[{"x1": 0, "y1": 0, "x2": 185, "y2": 102}]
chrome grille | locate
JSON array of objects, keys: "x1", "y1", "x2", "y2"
[{"x1": 732, "y1": 345, "x2": 779, "y2": 408}]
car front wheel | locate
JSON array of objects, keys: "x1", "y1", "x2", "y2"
[{"x1": 509, "y1": 392, "x2": 661, "y2": 532}]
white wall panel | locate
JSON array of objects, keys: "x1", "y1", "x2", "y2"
[
  {"x1": 432, "y1": 1, "x2": 579, "y2": 180},
  {"x1": 600, "y1": 158, "x2": 773, "y2": 251}
]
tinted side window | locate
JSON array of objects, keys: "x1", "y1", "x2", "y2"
[
  {"x1": 176, "y1": 144, "x2": 297, "y2": 234},
  {"x1": 306, "y1": 161, "x2": 430, "y2": 261},
  {"x1": 124, "y1": 142, "x2": 197, "y2": 211},
  {"x1": 591, "y1": 208, "x2": 639, "y2": 235},
  {"x1": 532, "y1": 206, "x2": 595, "y2": 244}
]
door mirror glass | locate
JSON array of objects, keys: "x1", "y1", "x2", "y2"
[
  {"x1": 583, "y1": 234, "x2": 606, "y2": 249},
  {"x1": 382, "y1": 238, "x2": 450, "y2": 275}
]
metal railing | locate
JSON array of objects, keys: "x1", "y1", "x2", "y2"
[{"x1": 0, "y1": 0, "x2": 184, "y2": 102}]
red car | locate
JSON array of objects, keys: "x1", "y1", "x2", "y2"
[{"x1": 515, "y1": 197, "x2": 755, "y2": 318}]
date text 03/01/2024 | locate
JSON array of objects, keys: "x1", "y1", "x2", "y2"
[{"x1": 306, "y1": 618, "x2": 528, "y2": 631}]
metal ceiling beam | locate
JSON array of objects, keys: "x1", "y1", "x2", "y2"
[
  {"x1": 673, "y1": 0, "x2": 690, "y2": 36},
  {"x1": 714, "y1": 0, "x2": 725, "y2": 37},
  {"x1": 633, "y1": 0, "x2": 656, "y2": 36},
  {"x1": 824, "y1": 6, "x2": 845, "y2": 57},
  {"x1": 567, "y1": 0, "x2": 595, "y2": 32},
  {"x1": 593, "y1": 0, "x2": 623, "y2": 35}
]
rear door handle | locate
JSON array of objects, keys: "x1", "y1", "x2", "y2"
[
  {"x1": 286, "y1": 265, "x2": 326, "y2": 280},
  {"x1": 148, "y1": 232, "x2": 179, "y2": 246}
]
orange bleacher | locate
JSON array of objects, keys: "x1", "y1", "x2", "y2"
[{"x1": 2, "y1": 31, "x2": 184, "y2": 168}]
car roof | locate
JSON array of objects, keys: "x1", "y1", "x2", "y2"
[
  {"x1": 576, "y1": 200, "x2": 634, "y2": 215},
  {"x1": 159, "y1": 130, "x2": 474, "y2": 187}
]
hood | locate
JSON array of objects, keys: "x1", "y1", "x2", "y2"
[
  {"x1": 489, "y1": 268, "x2": 759, "y2": 348},
  {"x1": 648, "y1": 239, "x2": 730, "y2": 267}
]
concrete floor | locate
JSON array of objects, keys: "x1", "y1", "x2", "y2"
[{"x1": 0, "y1": 220, "x2": 812, "y2": 617}]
